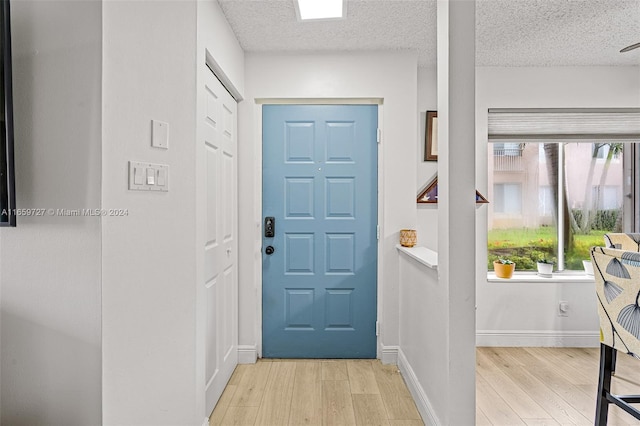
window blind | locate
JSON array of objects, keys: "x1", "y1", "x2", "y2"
[{"x1": 488, "y1": 108, "x2": 640, "y2": 143}]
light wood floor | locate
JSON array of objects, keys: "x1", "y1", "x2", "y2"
[
  {"x1": 477, "y1": 347, "x2": 640, "y2": 426},
  {"x1": 210, "y1": 348, "x2": 640, "y2": 426},
  {"x1": 209, "y1": 359, "x2": 423, "y2": 425}
]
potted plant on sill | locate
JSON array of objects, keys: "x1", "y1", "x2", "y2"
[
  {"x1": 494, "y1": 258, "x2": 515, "y2": 279},
  {"x1": 536, "y1": 257, "x2": 554, "y2": 277}
]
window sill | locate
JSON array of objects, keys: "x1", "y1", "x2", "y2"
[{"x1": 487, "y1": 272, "x2": 594, "y2": 283}]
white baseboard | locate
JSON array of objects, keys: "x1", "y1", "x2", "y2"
[
  {"x1": 476, "y1": 330, "x2": 600, "y2": 347},
  {"x1": 380, "y1": 345, "x2": 399, "y2": 365},
  {"x1": 202, "y1": 417, "x2": 209, "y2": 426},
  {"x1": 238, "y1": 345, "x2": 258, "y2": 364},
  {"x1": 397, "y1": 349, "x2": 439, "y2": 426}
]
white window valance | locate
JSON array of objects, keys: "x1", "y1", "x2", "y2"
[{"x1": 488, "y1": 108, "x2": 640, "y2": 143}]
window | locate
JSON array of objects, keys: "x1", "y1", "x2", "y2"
[
  {"x1": 592, "y1": 185, "x2": 622, "y2": 210},
  {"x1": 594, "y1": 143, "x2": 610, "y2": 159},
  {"x1": 493, "y1": 183, "x2": 522, "y2": 214},
  {"x1": 488, "y1": 142, "x2": 632, "y2": 271},
  {"x1": 593, "y1": 143, "x2": 622, "y2": 161},
  {"x1": 487, "y1": 108, "x2": 640, "y2": 272}
]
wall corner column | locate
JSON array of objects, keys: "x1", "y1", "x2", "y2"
[{"x1": 437, "y1": 0, "x2": 476, "y2": 424}]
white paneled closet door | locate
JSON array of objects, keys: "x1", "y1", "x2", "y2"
[{"x1": 203, "y1": 66, "x2": 238, "y2": 414}]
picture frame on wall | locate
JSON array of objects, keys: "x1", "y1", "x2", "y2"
[{"x1": 424, "y1": 110, "x2": 438, "y2": 161}]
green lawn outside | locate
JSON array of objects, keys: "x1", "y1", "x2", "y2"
[{"x1": 488, "y1": 227, "x2": 606, "y2": 271}]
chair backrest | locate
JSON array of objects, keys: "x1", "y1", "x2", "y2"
[
  {"x1": 591, "y1": 246, "x2": 640, "y2": 357},
  {"x1": 604, "y1": 233, "x2": 640, "y2": 252}
]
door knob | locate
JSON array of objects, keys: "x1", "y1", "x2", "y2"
[{"x1": 265, "y1": 245, "x2": 275, "y2": 255}]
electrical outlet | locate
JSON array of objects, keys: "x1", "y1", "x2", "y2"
[{"x1": 558, "y1": 301, "x2": 569, "y2": 317}]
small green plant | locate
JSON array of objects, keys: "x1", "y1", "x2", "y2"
[
  {"x1": 537, "y1": 256, "x2": 554, "y2": 264},
  {"x1": 495, "y1": 258, "x2": 514, "y2": 265}
]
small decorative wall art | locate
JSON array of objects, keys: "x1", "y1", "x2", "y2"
[
  {"x1": 417, "y1": 176, "x2": 439, "y2": 203},
  {"x1": 424, "y1": 111, "x2": 438, "y2": 161},
  {"x1": 416, "y1": 175, "x2": 489, "y2": 204}
]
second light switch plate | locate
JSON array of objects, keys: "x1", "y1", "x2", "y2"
[{"x1": 151, "y1": 120, "x2": 169, "y2": 149}]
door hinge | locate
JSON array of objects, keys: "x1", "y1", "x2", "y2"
[
  {"x1": 377, "y1": 128, "x2": 381, "y2": 144},
  {"x1": 376, "y1": 225, "x2": 380, "y2": 240},
  {"x1": 376, "y1": 321, "x2": 380, "y2": 336}
]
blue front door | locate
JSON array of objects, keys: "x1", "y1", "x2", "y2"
[{"x1": 262, "y1": 104, "x2": 378, "y2": 358}]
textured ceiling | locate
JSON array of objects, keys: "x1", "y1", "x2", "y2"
[
  {"x1": 218, "y1": 0, "x2": 640, "y2": 67},
  {"x1": 477, "y1": 0, "x2": 640, "y2": 66}
]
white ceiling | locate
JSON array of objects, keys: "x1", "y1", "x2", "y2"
[{"x1": 217, "y1": 0, "x2": 640, "y2": 67}]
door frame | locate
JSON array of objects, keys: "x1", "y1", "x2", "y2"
[{"x1": 254, "y1": 98, "x2": 385, "y2": 359}]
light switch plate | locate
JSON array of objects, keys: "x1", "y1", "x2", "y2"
[
  {"x1": 151, "y1": 120, "x2": 169, "y2": 149},
  {"x1": 128, "y1": 161, "x2": 169, "y2": 192}
]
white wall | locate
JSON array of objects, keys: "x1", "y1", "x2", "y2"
[
  {"x1": 102, "y1": 2, "x2": 199, "y2": 424},
  {"x1": 417, "y1": 67, "x2": 438, "y2": 251},
  {"x1": 0, "y1": 1, "x2": 102, "y2": 424},
  {"x1": 198, "y1": 0, "x2": 244, "y2": 98},
  {"x1": 475, "y1": 66, "x2": 640, "y2": 346},
  {"x1": 397, "y1": 254, "x2": 445, "y2": 425},
  {"x1": 239, "y1": 52, "x2": 418, "y2": 358}
]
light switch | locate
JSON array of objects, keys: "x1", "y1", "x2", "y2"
[
  {"x1": 157, "y1": 169, "x2": 166, "y2": 186},
  {"x1": 146, "y1": 168, "x2": 155, "y2": 185},
  {"x1": 128, "y1": 161, "x2": 168, "y2": 192},
  {"x1": 152, "y1": 120, "x2": 169, "y2": 149},
  {"x1": 134, "y1": 167, "x2": 144, "y2": 185}
]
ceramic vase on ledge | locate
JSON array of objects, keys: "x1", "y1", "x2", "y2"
[
  {"x1": 494, "y1": 261, "x2": 515, "y2": 279},
  {"x1": 399, "y1": 229, "x2": 417, "y2": 247},
  {"x1": 537, "y1": 261, "x2": 553, "y2": 277}
]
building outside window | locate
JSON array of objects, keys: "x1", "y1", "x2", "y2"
[{"x1": 494, "y1": 143, "x2": 523, "y2": 156}]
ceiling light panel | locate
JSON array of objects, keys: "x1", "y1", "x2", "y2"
[{"x1": 296, "y1": 0, "x2": 345, "y2": 21}]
